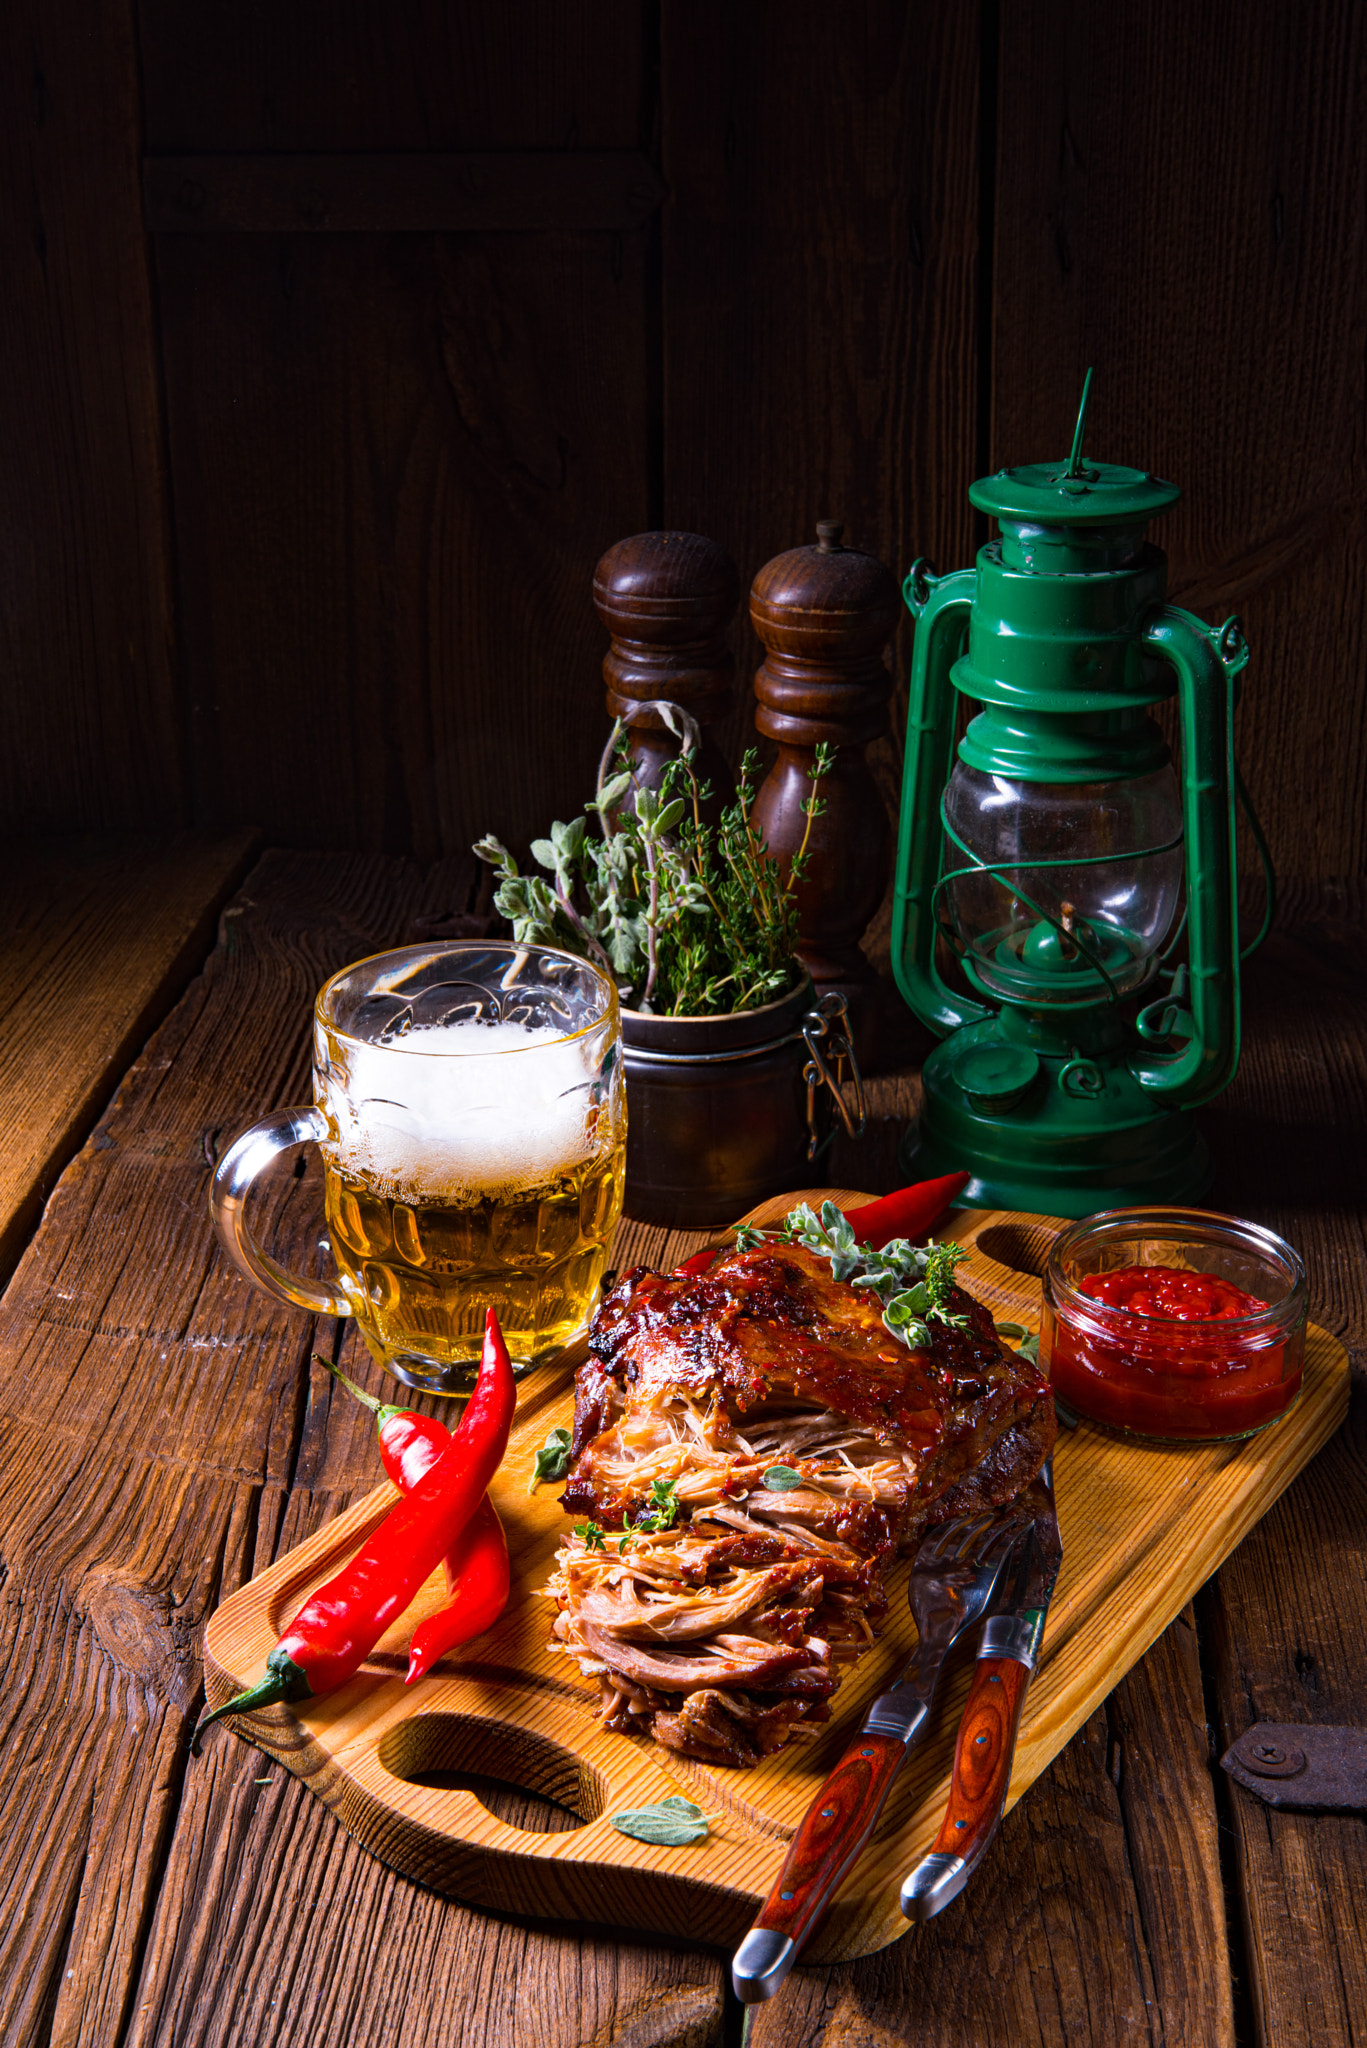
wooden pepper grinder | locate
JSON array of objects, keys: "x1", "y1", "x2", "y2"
[
  {"x1": 750, "y1": 520, "x2": 899, "y2": 1029},
  {"x1": 593, "y1": 532, "x2": 739, "y2": 810}
]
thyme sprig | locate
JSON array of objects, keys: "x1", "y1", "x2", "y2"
[
  {"x1": 613, "y1": 1478, "x2": 683, "y2": 1552},
  {"x1": 736, "y1": 1200, "x2": 972, "y2": 1350},
  {"x1": 475, "y1": 711, "x2": 833, "y2": 1017}
]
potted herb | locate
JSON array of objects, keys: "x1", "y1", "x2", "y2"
[{"x1": 475, "y1": 704, "x2": 863, "y2": 1223}]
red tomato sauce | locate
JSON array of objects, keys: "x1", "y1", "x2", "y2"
[{"x1": 1047, "y1": 1263, "x2": 1300, "y2": 1439}]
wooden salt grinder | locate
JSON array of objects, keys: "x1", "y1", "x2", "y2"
[
  {"x1": 593, "y1": 532, "x2": 739, "y2": 810},
  {"x1": 750, "y1": 521, "x2": 899, "y2": 1007}
]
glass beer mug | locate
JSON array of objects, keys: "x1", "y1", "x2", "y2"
[{"x1": 210, "y1": 942, "x2": 625, "y2": 1393}]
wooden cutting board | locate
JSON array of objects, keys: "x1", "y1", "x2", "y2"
[{"x1": 202, "y1": 1193, "x2": 1350, "y2": 1962}]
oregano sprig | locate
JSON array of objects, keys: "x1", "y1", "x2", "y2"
[
  {"x1": 473, "y1": 716, "x2": 833, "y2": 1018},
  {"x1": 743, "y1": 1200, "x2": 972, "y2": 1351}
]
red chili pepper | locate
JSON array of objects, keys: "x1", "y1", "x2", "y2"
[
  {"x1": 319, "y1": 1354, "x2": 453, "y2": 1493},
  {"x1": 404, "y1": 1495, "x2": 509, "y2": 1684},
  {"x1": 318, "y1": 1355, "x2": 511, "y2": 1683},
  {"x1": 193, "y1": 1308, "x2": 516, "y2": 1750},
  {"x1": 842, "y1": 1173, "x2": 970, "y2": 1250},
  {"x1": 676, "y1": 1247, "x2": 718, "y2": 1278},
  {"x1": 676, "y1": 1174, "x2": 971, "y2": 1279}
]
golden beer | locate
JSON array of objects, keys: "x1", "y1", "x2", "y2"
[
  {"x1": 212, "y1": 941, "x2": 624, "y2": 1395},
  {"x1": 323, "y1": 1137, "x2": 626, "y2": 1380}
]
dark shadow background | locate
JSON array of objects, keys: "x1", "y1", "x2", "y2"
[{"x1": 2, "y1": 0, "x2": 1362, "y2": 884}]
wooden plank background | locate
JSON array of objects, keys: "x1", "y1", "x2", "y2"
[{"x1": 1, "y1": 0, "x2": 1362, "y2": 882}]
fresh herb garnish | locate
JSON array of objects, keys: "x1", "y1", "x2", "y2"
[
  {"x1": 778, "y1": 1200, "x2": 971, "y2": 1349},
  {"x1": 762, "y1": 1465, "x2": 805, "y2": 1493},
  {"x1": 778, "y1": 1201, "x2": 865, "y2": 1282},
  {"x1": 475, "y1": 713, "x2": 833, "y2": 1017},
  {"x1": 730, "y1": 1223, "x2": 768, "y2": 1252},
  {"x1": 609, "y1": 1795, "x2": 710, "y2": 1846},
  {"x1": 996, "y1": 1323, "x2": 1042, "y2": 1367},
  {"x1": 529, "y1": 1425, "x2": 572, "y2": 1494},
  {"x1": 573, "y1": 1521, "x2": 606, "y2": 1552},
  {"x1": 630, "y1": 1477, "x2": 682, "y2": 1534}
]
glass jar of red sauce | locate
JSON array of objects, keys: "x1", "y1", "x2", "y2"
[{"x1": 1040, "y1": 1208, "x2": 1307, "y2": 1442}]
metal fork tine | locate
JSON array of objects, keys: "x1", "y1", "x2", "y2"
[
  {"x1": 982, "y1": 1519, "x2": 1028, "y2": 1564},
  {"x1": 916, "y1": 1513, "x2": 994, "y2": 1567},
  {"x1": 920, "y1": 1514, "x2": 988, "y2": 1558}
]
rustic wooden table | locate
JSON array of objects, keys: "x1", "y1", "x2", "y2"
[{"x1": 2, "y1": 842, "x2": 1364, "y2": 2048}]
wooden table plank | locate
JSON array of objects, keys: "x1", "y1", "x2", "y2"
[
  {"x1": 1201, "y1": 884, "x2": 1367, "y2": 2048},
  {"x1": 749, "y1": 1612, "x2": 1234, "y2": 2047},
  {"x1": 0, "y1": 850, "x2": 452, "y2": 2046},
  {"x1": 0, "y1": 844, "x2": 723, "y2": 2048},
  {"x1": 772, "y1": 887, "x2": 1367, "y2": 2046},
  {"x1": 0, "y1": 831, "x2": 258, "y2": 1287},
  {"x1": 3, "y1": 851, "x2": 1362, "y2": 2046},
  {"x1": 125, "y1": 862, "x2": 1220, "y2": 2045}
]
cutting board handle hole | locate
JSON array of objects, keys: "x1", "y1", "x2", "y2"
[
  {"x1": 378, "y1": 1714, "x2": 607, "y2": 1833},
  {"x1": 973, "y1": 1222, "x2": 1062, "y2": 1279}
]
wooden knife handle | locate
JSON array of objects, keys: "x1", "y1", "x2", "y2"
[
  {"x1": 753, "y1": 1729, "x2": 906, "y2": 1948},
  {"x1": 930, "y1": 1656, "x2": 1030, "y2": 1863}
]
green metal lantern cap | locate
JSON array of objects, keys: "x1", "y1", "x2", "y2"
[
  {"x1": 970, "y1": 371, "x2": 1181, "y2": 572},
  {"x1": 969, "y1": 461, "x2": 1181, "y2": 528}
]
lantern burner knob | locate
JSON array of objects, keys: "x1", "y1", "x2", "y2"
[{"x1": 1019, "y1": 914, "x2": 1115, "y2": 976}]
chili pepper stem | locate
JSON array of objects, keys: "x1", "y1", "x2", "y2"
[
  {"x1": 191, "y1": 1647, "x2": 312, "y2": 1755},
  {"x1": 314, "y1": 1352, "x2": 410, "y2": 1434}
]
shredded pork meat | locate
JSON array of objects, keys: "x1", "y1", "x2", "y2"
[{"x1": 544, "y1": 1239, "x2": 1054, "y2": 1766}]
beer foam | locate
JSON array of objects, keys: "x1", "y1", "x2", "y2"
[{"x1": 325, "y1": 1017, "x2": 608, "y2": 1201}]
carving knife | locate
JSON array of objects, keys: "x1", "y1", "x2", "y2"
[{"x1": 900, "y1": 1455, "x2": 1062, "y2": 1922}]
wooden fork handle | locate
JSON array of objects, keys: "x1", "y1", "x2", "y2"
[
  {"x1": 732, "y1": 1730, "x2": 906, "y2": 2000},
  {"x1": 930, "y1": 1655, "x2": 1030, "y2": 1863}
]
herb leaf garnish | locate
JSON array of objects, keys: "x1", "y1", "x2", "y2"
[
  {"x1": 529, "y1": 1425, "x2": 572, "y2": 1493},
  {"x1": 573, "y1": 1521, "x2": 606, "y2": 1552},
  {"x1": 630, "y1": 1477, "x2": 682, "y2": 1534},
  {"x1": 996, "y1": 1323, "x2": 1041, "y2": 1367},
  {"x1": 762, "y1": 1465, "x2": 805, "y2": 1493},
  {"x1": 776, "y1": 1202, "x2": 971, "y2": 1348},
  {"x1": 609, "y1": 1795, "x2": 709, "y2": 1846},
  {"x1": 475, "y1": 725, "x2": 834, "y2": 1017}
]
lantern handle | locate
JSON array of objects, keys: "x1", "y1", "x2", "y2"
[
  {"x1": 1129, "y1": 605, "x2": 1242, "y2": 1106},
  {"x1": 891, "y1": 564, "x2": 991, "y2": 1037}
]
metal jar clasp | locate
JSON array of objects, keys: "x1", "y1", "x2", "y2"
[{"x1": 800, "y1": 992, "x2": 868, "y2": 1160}]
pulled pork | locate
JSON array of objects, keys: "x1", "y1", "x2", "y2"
[{"x1": 544, "y1": 1238, "x2": 1054, "y2": 1767}]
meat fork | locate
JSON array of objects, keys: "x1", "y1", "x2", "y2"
[{"x1": 731, "y1": 1509, "x2": 1027, "y2": 2003}]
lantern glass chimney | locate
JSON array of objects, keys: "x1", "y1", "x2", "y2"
[{"x1": 941, "y1": 757, "x2": 1185, "y2": 1005}]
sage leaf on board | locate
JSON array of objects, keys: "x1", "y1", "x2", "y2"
[
  {"x1": 610, "y1": 1796, "x2": 709, "y2": 1846},
  {"x1": 529, "y1": 1426, "x2": 572, "y2": 1493}
]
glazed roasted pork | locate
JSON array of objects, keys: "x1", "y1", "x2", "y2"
[{"x1": 544, "y1": 1239, "x2": 1055, "y2": 1767}]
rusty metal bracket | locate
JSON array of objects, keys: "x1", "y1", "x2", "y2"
[{"x1": 1221, "y1": 1722, "x2": 1367, "y2": 1812}]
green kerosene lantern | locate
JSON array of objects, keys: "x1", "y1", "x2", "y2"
[{"x1": 892, "y1": 377, "x2": 1267, "y2": 1216}]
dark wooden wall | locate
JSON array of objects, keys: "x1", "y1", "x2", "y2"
[{"x1": 2, "y1": 0, "x2": 1363, "y2": 876}]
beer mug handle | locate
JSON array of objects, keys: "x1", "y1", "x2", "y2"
[{"x1": 209, "y1": 1106, "x2": 351, "y2": 1319}]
